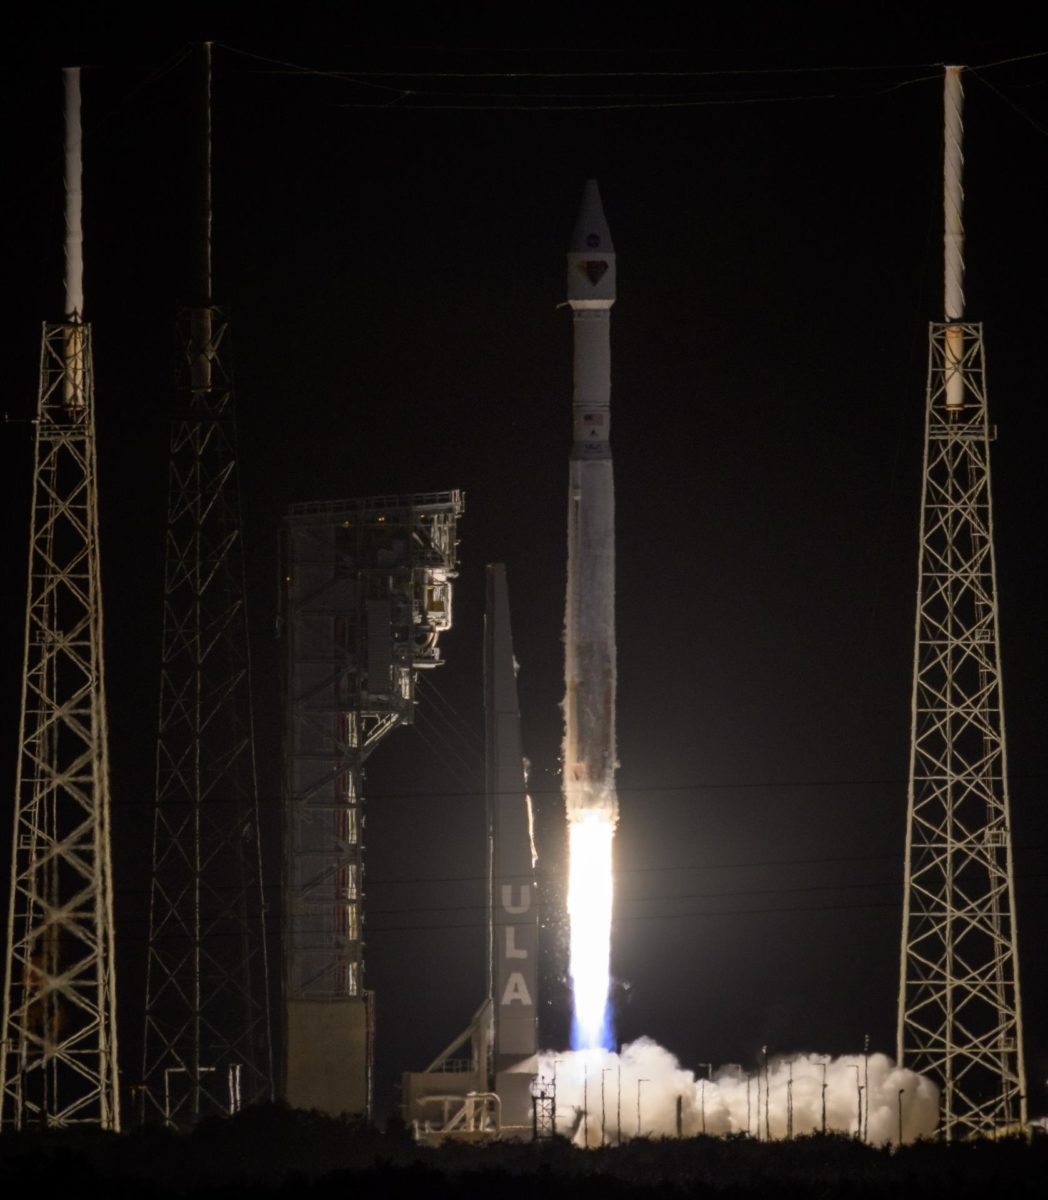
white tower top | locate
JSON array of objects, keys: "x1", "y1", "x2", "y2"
[
  {"x1": 64, "y1": 67, "x2": 84, "y2": 319},
  {"x1": 943, "y1": 66, "x2": 965, "y2": 322}
]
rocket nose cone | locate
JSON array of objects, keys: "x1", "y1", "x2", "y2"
[{"x1": 570, "y1": 179, "x2": 614, "y2": 255}]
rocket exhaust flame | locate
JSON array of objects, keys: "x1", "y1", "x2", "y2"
[
  {"x1": 568, "y1": 811, "x2": 615, "y2": 1050},
  {"x1": 563, "y1": 181, "x2": 618, "y2": 1051}
]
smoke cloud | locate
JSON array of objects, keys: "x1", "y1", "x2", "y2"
[{"x1": 539, "y1": 1038, "x2": 939, "y2": 1147}]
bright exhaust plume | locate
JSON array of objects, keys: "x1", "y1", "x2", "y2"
[{"x1": 568, "y1": 808, "x2": 616, "y2": 1050}]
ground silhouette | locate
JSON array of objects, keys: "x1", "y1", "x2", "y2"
[{"x1": 1, "y1": 1105, "x2": 1045, "y2": 1198}]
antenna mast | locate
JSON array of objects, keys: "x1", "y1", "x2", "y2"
[
  {"x1": 0, "y1": 67, "x2": 120, "y2": 1130},
  {"x1": 141, "y1": 43, "x2": 273, "y2": 1126},
  {"x1": 897, "y1": 65, "x2": 1027, "y2": 1139}
]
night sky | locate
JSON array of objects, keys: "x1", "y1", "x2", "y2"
[{"x1": 2, "y1": 8, "x2": 1047, "y2": 1122}]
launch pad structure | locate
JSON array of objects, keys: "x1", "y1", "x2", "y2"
[
  {"x1": 402, "y1": 563, "x2": 539, "y2": 1142},
  {"x1": 279, "y1": 491, "x2": 463, "y2": 1117}
]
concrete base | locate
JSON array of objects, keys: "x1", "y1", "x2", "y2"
[
  {"x1": 285, "y1": 995, "x2": 372, "y2": 1116},
  {"x1": 496, "y1": 1064, "x2": 537, "y2": 1129}
]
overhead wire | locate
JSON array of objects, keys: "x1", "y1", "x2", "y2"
[
  {"x1": 215, "y1": 44, "x2": 948, "y2": 81},
  {"x1": 969, "y1": 67, "x2": 1048, "y2": 140},
  {"x1": 214, "y1": 42, "x2": 944, "y2": 111},
  {"x1": 107, "y1": 887, "x2": 1048, "y2": 940},
  {"x1": 114, "y1": 769, "x2": 1048, "y2": 807},
  {"x1": 420, "y1": 674, "x2": 484, "y2": 748},
  {"x1": 416, "y1": 677, "x2": 484, "y2": 757},
  {"x1": 210, "y1": 44, "x2": 1048, "y2": 116},
  {"x1": 972, "y1": 49, "x2": 1048, "y2": 72},
  {"x1": 110, "y1": 845, "x2": 1047, "y2": 895},
  {"x1": 82, "y1": 43, "x2": 196, "y2": 138},
  {"x1": 336, "y1": 95, "x2": 843, "y2": 112},
  {"x1": 408, "y1": 711, "x2": 479, "y2": 795}
]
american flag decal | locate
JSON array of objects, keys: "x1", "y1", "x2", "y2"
[{"x1": 583, "y1": 413, "x2": 605, "y2": 426}]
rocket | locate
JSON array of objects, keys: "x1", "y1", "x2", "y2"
[{"x1": 563, "y1": 180, "x2": 618, "y2": 822}]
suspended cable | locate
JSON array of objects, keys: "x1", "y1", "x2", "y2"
[
  {"x1": 102, "y1": 769, "x2": 1048, "y2": 808},
  {"x1": 969, "y1": 67, "x2": 1048, "y2": 139},
  {"x1": 411, "y1": 709, "x2": 481, "y2": 795},
  {"x1": 105, "y1": 887, "x2": 1048, "y2": 940},
  {"x1": 110, "y1": 845, "x2": 1048, "y2": 896},
  {"x1": 417, "y1": 683, "x2": 484, "y2": 758}
]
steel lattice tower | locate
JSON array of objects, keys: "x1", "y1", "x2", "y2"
[
  {"x1": 897, "y1": 66, "x2": 1026, "y2": 1139},
  {"x1": 141, "y1": 46, "x2": 272, "y2": 1125},
  {"x1": 0, "y1": 70, "x2": 120, "y2": 1131}
]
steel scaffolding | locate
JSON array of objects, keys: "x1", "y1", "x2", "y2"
[
  {"x1": 280, "y1": 491, "x2": 462, "y2": 1116},
  {"x1": 897, "y1": 318, "x2": 1026, "y2": 1137},
  {"x1": 0, "y1": 318, "x2": 120, "y2": 1129},
  {"x1": 141, "y1": 306, "x2": 273, "y2": 1126}
]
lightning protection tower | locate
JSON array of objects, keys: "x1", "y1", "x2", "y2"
[
  {"x1": 141, "y1": 45, "x2": 273, "y2": 1126},
  {"x1": 0, "y1": 69, "x2": 120, "y2": 1130},
  {"x1": 897, "y1": 66, "x2": 1026, "y2": 1139}
]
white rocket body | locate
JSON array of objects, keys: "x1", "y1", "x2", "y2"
[{"x1": 564, "y1": 181, "x2": 617, "y2": 823}]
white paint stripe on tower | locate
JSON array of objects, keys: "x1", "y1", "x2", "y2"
[
  {"x1": 943, "y1": 66, "x2": 966, "y2": 410},
  {"x1": 64, "y1": 67, "x2": 83, "y2": 319}
]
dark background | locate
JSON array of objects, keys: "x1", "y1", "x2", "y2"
[{"x1": 2, "y1": 6, "x2": 1047, "y2": 1122}]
